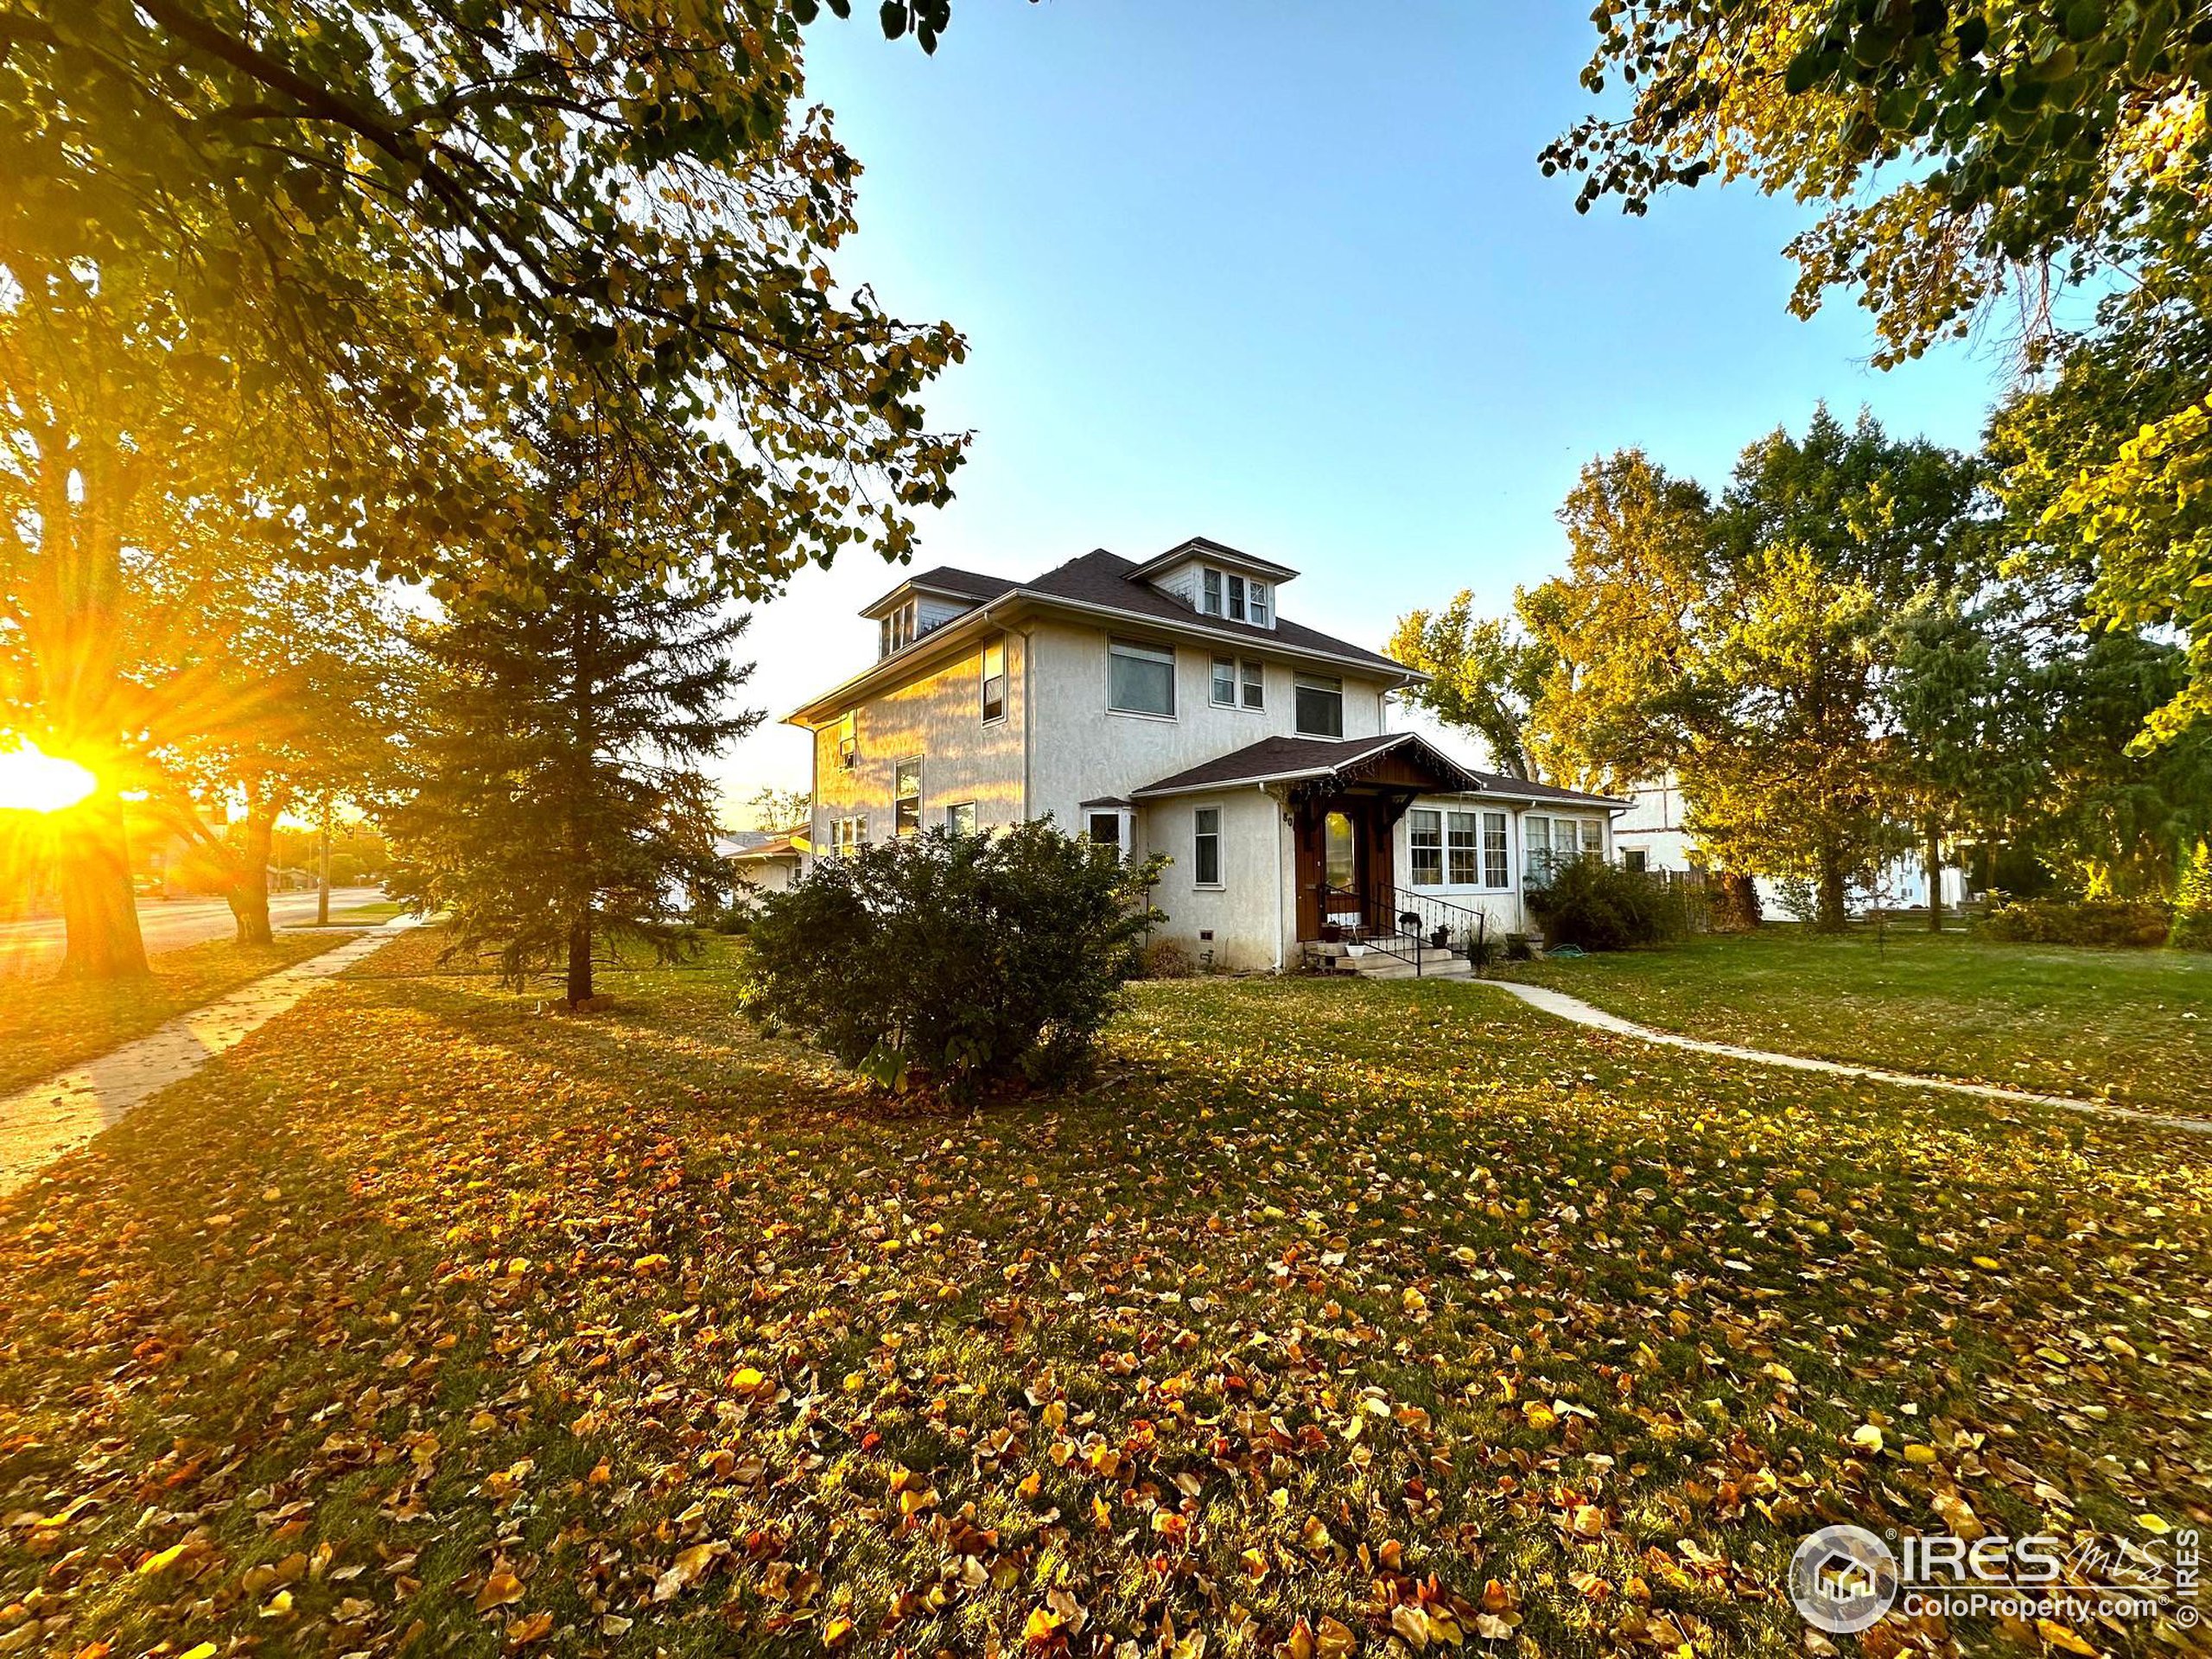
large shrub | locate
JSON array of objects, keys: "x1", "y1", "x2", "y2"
[
  {"x1": 1980, "y1": 897, "x2": 2172, "y2": 949},
  {"x1": 741, "y1": 823, "x2": 1163, "y2": 1097},
  {"x1": 1527, "y1": 855, "x2": 1687, "y2": 951}
]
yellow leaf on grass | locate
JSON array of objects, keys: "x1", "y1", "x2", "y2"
[
  {"x1": 1902, "y1": 1444, "x2": 1938, "y2": 1465},
  {"x1": 1850, "y1": 1424, "x2": 1885, "y2": 1453},
  {"x1": 138, "y1": 1542, "x2": 189, "y2": 1575},
  {"x1": 474, "y1": 1571, "x2": 524, "y2": 1611},
  {"x1": 1314, "y1": 1615, "x2": 1357, "y2": 1658},
  {"x1": 2036, "y1": 1619, "x2": 2099, "y2": 1656},
  {"x1": 1522, "y1": 1400, "x2": 1558, "y2": 1431}
]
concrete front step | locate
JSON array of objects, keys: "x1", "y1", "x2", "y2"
[{"x1": 1306, "y1": 941, "x2": 1473, "y2": 980}]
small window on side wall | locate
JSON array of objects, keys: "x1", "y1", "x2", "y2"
[
  {"x1": 946, "y1": 802, "x2": 978, "y2": 836},
  {"x1": 1086, "y1": 811, "x2": 1124, "y2": 855},
  {"x1": 981, "y1": 638, "x2": 1006, "y2": 723},
  {"x1": 893, "y1": 757, "x2": 922, "y2": 837},
  {"x1": 1192, "y1": 806, "x2": 1223, "y2": 887},
  {"x1": 1623, "y1": 847, "x2": 1648, "y2": 874}
]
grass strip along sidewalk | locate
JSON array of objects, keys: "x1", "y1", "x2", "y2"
[
  {"x1": 0, "y1": 944, "x2": 2205, "y2": 1657},
  {"x1": 0, "y1": 932, "x2": 359, "y2": 1097},
  {"x1": 1503, "y1": 927, "x2": 2212, "y2": 1117}
]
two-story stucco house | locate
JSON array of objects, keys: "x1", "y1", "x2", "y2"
[{"x1": 786, "y1": 537, "x2": 1624, "y2": 971}]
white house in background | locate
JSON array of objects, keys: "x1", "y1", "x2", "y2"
[
  {"x1": 784, "y1": 537, "x2": 1625, "y2": 970},
  {"x1": 1612, "y1": 771, "x2": 1969, "y2": 914},
  {"x1": 715, "y1": 830, "x2": 803, "y2": 894}
]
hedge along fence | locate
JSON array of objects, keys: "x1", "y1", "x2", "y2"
[{"x1": 739, "y1": 821, "x2": 1165, "y2": 1100}]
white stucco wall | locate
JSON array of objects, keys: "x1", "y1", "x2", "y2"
[
  {"x1": 808, "y1": 630, "x2": 1029, "y2": 854},
  {"x1": 1134, "y1": 786, "x2": 1291, "y2": 971},
  {"x1": 1024, "y1": 621, "x2": 1394, "y2": 828}
]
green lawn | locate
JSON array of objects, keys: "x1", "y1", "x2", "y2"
[
  {"x1": 2, "y1": 940, "x2": 2205, "y2": 1658},
  {"x1": 1502, "y1": 925, "x2": 2212, "y2": 1115},
  {"x1": 0, "y1": 931, "x2": 356, "y2": 1096}
]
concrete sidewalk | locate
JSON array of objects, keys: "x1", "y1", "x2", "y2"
[
  {"x1": 1476, "y1": 976, "x2": 2212, "y2": 1136},
  {"x1": 0, "y1": 917, "x2": 416, "y2": 1198}
]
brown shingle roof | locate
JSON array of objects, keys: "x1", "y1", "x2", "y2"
[
  {"x1": 1024, "y1": 550, "x2": 1408, "y2": 672},
  {"x1": 1131, "y1": 733, "x2": 1624, "y2": 807}
]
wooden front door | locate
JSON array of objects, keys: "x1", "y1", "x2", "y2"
[{"x1": 1292, "y1": 795, "x2": 1400, "y2": 940}]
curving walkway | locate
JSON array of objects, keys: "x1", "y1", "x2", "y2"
[
  {"x1": 0, "y1": 918, "x2": 417, "y2": 1198},
  {"x1": 1475, "y1": 977, "x2": 2212, "y2": 1137}
]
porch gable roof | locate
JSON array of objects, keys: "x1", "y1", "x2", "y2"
[
  {"x1": 1129, "y1": 733, "x2": 1628, "y2": 808},
  {"x1": 1130, "y1": 733, "x2": 1481, "y2": 799}
]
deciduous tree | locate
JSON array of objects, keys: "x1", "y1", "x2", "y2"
[{"x1": 1385, "y1": 596, "x2": 1554, "y2": 780}]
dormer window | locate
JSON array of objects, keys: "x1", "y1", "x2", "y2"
[
  {"x1": 878, "y1": 600, "x2": 918, "y2": 658},
  {"x1": 1193, "y1": 564, "x2": 1273, "y2": 629}
]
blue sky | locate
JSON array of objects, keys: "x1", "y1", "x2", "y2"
[{"x1": 717, "y1": 1, "x2": 2013, "y2": 810}]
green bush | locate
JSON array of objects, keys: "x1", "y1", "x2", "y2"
[
  {"x1": 741, "y1": 822, "x2": 1163, "y2": 1098},
  {"x1": 2171, "y1": 842, "x2": 2212, "y2": 951},
  {"x1": 1980, "y1": 897, "x2": 2172, "y2": 949},
  {"x1": 1527, "y1": 855, "x2": 1687, "y2": 951}
]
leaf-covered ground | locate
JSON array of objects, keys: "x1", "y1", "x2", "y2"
[
  {"x1": 0, "y1": 931, "x2": 354, "y2": 1096},
  {"x1": 2, "y1": 942, "x2": 2209, "y2": 1659},
  {"x1": 1502, "y1": 928, "x2": 2212, "y2": 1116}
]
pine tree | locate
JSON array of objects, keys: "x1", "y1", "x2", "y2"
[{"x1": 389, "y1": 437, "x2": 759, "y2": 1003}]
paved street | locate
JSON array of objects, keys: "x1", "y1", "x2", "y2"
[{"x1": 0, "y1": 887, "x2": 387, "y2": 977}]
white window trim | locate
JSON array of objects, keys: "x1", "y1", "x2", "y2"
[
  {"x1": 1294, "y1": 672, "x2": 1345, "y2": 739},
  {"x1": 1407, "y1": 807, "x2": 1444, "y2": 888},
  {"x1": 1208, "y1": 654, "x2": 1237, "y2": 708},
  {"x1": 980, "y1": 637, "x2": 1007, "y2": 727},
  {"x1": 1107, "y1": 637, "x2": 1179, "y2": 721},
  {"x1": 893, "y1": 755, "x2": 923, "y2": 839},
  {"x1": 1192, "y1": 804, "x2": 1225, "y2": 890}
]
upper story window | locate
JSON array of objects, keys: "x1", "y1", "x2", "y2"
[
  {"x1": 1212, "y1": 657, "x2": 1265, "y2": 709},
  {"x1": 1195, "y1": 566, "x2": 1274, "y2": 629},
  {"x1": 834, "y1": 712, "x2": 857, "y2": 770},
  {"x1": 1294, "y1": 672, "x2": 1344, "y2": 737},
  {"x1": 946, "y1": 801, "x2": 978, "y2": 836},
  {"x1": 879, "y1": 601, "x2": 918, "y2": 658},
  {"x1": 1108, "y1": 638, "x2": 1176, "y2": 718},
  {"x1": 981, "y1": 637, "x2": 1007, "y2": 723},
  {"x1": 894, "y1": 757, "x2": 922, "y2": 837}
]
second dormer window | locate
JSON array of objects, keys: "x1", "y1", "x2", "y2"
[
  {"x1": 1201, "y1": 569, "x2": 1223, "y2": 616},
  {"x1": 1249, "y1": 582, "x2": 1270, "y2": 626}
]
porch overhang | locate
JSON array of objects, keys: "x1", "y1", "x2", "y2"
[{"x1": 1129, "y1": 731, "x2": 1487, "y2": 801}]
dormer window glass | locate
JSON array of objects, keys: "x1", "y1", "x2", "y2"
[
  {"x1": 1201, "y1": 569, "x2": 1223, "y2": 616},
  {"x1": 879, "y1": 600, "x2": 918, "y2": 658},
  {"x1": 1227, "y1": 574, "x2": 1247, "y2": 621},
  {"x1": 1249, "y1": 582, "x2": 1271, "y2": 626}
]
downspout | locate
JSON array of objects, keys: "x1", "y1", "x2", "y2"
[
  {"x1": 1011, "y1": 617, "x2": 1035, "y2": 823},
  {"x1": 1264, "y1": 783, "x2": 1285, "y2": 972}
]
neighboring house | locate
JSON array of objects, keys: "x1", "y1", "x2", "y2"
[
  {"x1": 1613, "y1": 771, "x2": 1970, "y2": 913},
  {"x1": 715, "y1": 830, "x2": 804, "y2": 895},
  {"x1": 785, "y1": 537, "x2": 1625, "y2": 969}
]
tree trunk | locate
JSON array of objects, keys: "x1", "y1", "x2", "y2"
[
  {"x1": 1923, "y1": 812, "x2": 1944, "y2": 932},
  {"x1": 566, "y1": 919, "x2": 593, "y2": 1005},
  {"x1": 56, "y1": 791, "x2": 149, "y2": 978},
  {"x1": 224, "y1": 806, "x2": 276, "y2": 945},
  {"x1": 1814, "y1": 850, "x2": 1849, "y2": 934}
]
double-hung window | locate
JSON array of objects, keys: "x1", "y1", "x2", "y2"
[
  {"x1": 833, "y1": 712, "x2": 857, "y2": 771},
  {"x1": 1446, "y1": 810, "x2": 1478, "y2": 885},
  {"x1": 1525, "y1": 816, "x2": 1551, "y2": 880},
  {"x1": 1240, "y1": 659, "x2": 1264, "y2": 709},
  {"x1": 1580, "y1": 819, "x2": 1604, "y2": 855},
  {"x1": 1109, "y1": 639, "x2": 1176, "y2": 717},
  {"x1": 1192, "y1": 807, "x2": 1223, "y2": 887},
  {"x1": 1210, "y1": 656, "x2": 1237, "y2": 707},
  {"x1": 893, "y1": 757, "x2": 922, "y2": 838},
  {"x1": 1294, "y1": 673, "x2": 1344, "y2": 737},
  {"x1": 1482, "y1": 810, "x2": 1509, "y2": 887},
  {"x1": 946, "y1": 802, "x2": 977, "y2": 836},
  {"x1": 1249, "y1": 582, "x2": 1271, "y2": 626},
  {"x1": 830, "y1": 817, "x2": 867, "y2": 858},
  {"x1": 981, "y1": 637, "x2": 1006, "y2": 723},
  {"x1": 1227, "y1": 573, "x2": 1248, "y2": 621},
  {"x1": 1408, "y1": 809, "x2": 1443, "y2": 886},
  {"x1": 1201, "y1": 569, "x2": 1223, "y2": 616}
]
